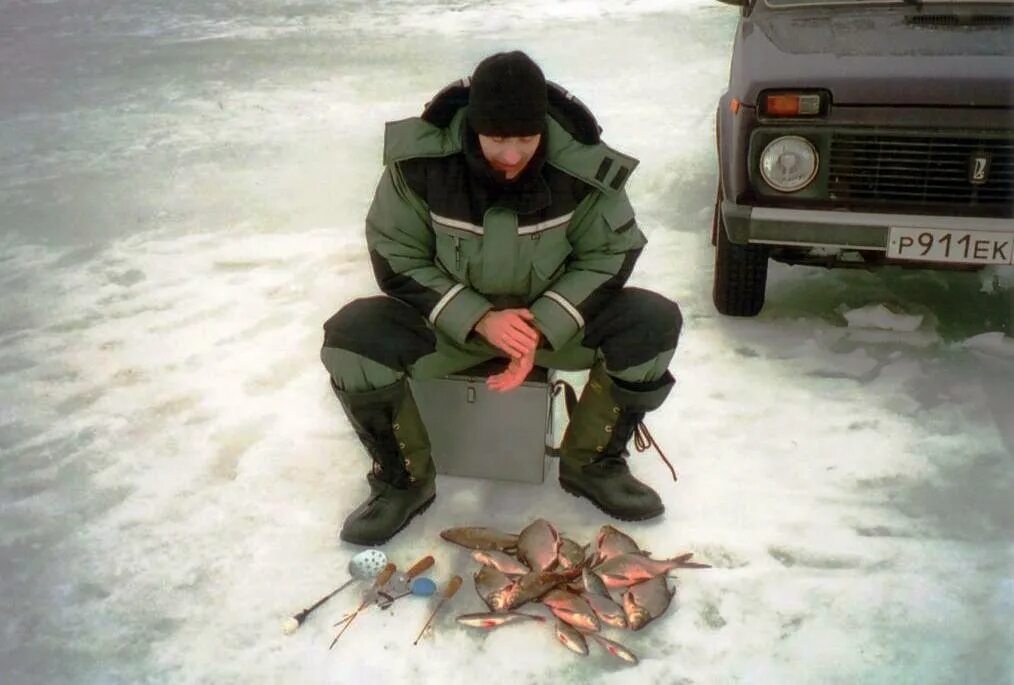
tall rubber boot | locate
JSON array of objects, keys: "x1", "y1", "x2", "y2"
[
  {"x1": 331, "y1": 377, "x2": 436, "y2": 546},
  {"x1": 558, "y1": 364, "x2": 674, "y2": 521}
]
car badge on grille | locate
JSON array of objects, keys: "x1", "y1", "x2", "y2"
[{"x1": 968, "y1": 152, "x2": 991, "y2": 185}]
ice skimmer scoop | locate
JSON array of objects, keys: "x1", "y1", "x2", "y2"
[{"x1": 282, "y1": 549, "x2": 389, "y2": 634}]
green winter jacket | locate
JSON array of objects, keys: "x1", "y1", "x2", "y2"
[{"x1": 365, "y1": 105, "x2": 647, "y2": 351}]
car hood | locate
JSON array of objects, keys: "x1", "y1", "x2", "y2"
[{"x1": 732, "y1": 6, "x2": 1014, "y2": 107}]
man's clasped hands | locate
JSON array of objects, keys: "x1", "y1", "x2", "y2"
[{"x1": 473, "y1": 308, "x2": 542, "y2": 393}]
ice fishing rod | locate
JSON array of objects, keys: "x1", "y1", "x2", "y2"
[
  {"x1": 333, "y1": 554, "x2": 437, "y2": 624},
  {"x1": 283, "y1": 549, "x2": 388, "y2": 634},
  {"x1": 329, "y1": 562, "x2": 397, "y2": 650},
  {"x1": 412, "y1": 574, "x2": 462, "y2": 646}
]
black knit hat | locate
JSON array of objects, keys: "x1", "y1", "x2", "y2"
[{"x1": 467, "y1": 51, "x2": 547, "y2": 137}]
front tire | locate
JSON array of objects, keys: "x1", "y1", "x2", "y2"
[{"x1": 712, "y1": 191, "x2": 769, "y2": 317}]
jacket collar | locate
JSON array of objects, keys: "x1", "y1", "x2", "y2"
[{"x1": 383, "y1": 107, "x2": 640, "y2": 198}]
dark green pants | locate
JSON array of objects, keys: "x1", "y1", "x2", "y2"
[{"x1": 321, "y1": 287, "x2": 682, "y2": 392}]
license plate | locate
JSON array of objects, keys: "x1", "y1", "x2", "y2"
[{"x1": 887, "y1": 227, "x2": 1014, "y2": 265}]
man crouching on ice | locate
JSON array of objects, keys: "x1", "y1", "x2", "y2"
[{"x1": 320, "y1": 51, "x2": 683, "y2": 545}]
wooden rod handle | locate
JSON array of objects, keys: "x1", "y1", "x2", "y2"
[
  {"x1": 406, "y1": 555, "x2": 435, "y2": 579},
  {"x1": 375, "y1": 563, "x2": 397, "y2": 587},
  {"x1": 444, "y1": 575, "x2": 463, "y2": 598}
]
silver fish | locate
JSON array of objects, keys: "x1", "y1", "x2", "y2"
[
  {"x1": 554, "y1": 619, "x2": 588, "y2": 656},
  {"x1": 556, "y1": 537, "x2": 587, "y2": 570},
  {"x1": 596, "y1": 552, "x2": 698, "y2": 589},
  {"x1": 456, "y1": 611, "x2": 546, "y2": 629},
  {"x1": 541, "y1": 589, "x2": 600, "y2": 632},
  {"x1": 581, "y1": 568, "x2": 609, "y2": 597},
  {"x1": 622, "y1": 575, "x2": 675, "y2": 630},
  {"x1": 472, "y1": 550, "x2": 530, "y2": 576},
  {"x1": 516, "y1": 519, "x2": 561, "y2": 572},
  {"x1": 593, "y1": 525, "x2": 644, "y2": 566},
  {"x1": 583, "y1": 592, "x2": 628, "y2": 630},
  {"x1": 590, "y1": 633, "x2": 639, "y2": 665},
  {"x1": 500, "y1": 570, "x2": 568, "y2": 610},
  {"x1": 474, "y1": 565, "x2": 513, "y2": 611},
  {"x1": 440, "y1": 526, "x2": 519, "y2": 552}
]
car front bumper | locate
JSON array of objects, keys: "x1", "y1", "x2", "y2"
[{"x1": 722, "y1": 201, "x2": 1014, "y2": 251}]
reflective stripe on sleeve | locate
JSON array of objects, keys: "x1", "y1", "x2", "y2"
[
  {"x1": 429, "y1": 283, "x2": 466, "y2": 325},
  {"x1": 544, "y1": 290, "x2": 584, "y2": 328}
]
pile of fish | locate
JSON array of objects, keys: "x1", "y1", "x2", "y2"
[{"x1": 440, "y1": 519, "x2": 709, "y2": 664}]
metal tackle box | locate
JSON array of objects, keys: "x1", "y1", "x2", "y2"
[{"x1": 409, "y1": 362, "x2": 554, "y2": 484}]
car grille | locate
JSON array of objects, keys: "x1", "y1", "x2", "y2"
[{"x1": 828, "y1": 131, "x2": 1014, "y2": 216}]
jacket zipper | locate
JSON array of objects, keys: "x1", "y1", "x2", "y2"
[{"x1": 454, "y1": 236, "x2": 462, "y2": 270}]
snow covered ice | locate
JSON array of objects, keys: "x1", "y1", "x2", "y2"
[{"x1": 1, "y1": 1, "x2": 1012, "y2": 683}]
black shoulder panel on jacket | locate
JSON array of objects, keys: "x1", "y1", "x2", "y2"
[
  {"x1": 548, "y1": 164, "x2": 594, "y2": 206},
  {"x1": 419, "y1": 78, "x2": 602, "y2": 145},
  {"x1": 396, "y1": 158, "x2": 429, "y2": 201}
]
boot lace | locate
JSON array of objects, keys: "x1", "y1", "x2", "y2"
[
  {"x1": 632, "y1": 422, "x2": 678, "y2": 481},
  {"x1": 552, "y1": 380, "x2": 678, "y2": 482},
  {"x1": 589, "y1": 422, "x2": 678, "y2": 481},
  {"x1": 370, "y1": 456, "x2": 412, "y2": 490}
]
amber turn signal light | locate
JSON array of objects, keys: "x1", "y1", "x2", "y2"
[{"x1": 762, "y1": 93, "x2": 823, "y2": 117}]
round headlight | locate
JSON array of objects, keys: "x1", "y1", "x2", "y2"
[{"x1": 759, "y1": 136, "x2": 818, "y2": 192}]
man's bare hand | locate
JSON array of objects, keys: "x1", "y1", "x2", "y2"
[
  {"x1": 487, "y1": 346, "x2": 535, "y2": 393},
  {"x1": 474, "y1": 308, "x2": 540, "y2": 359}
]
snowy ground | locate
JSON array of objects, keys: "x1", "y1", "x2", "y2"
[{"x1": 2, "y1": 1, "x2": 1012, "y2": 684}]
